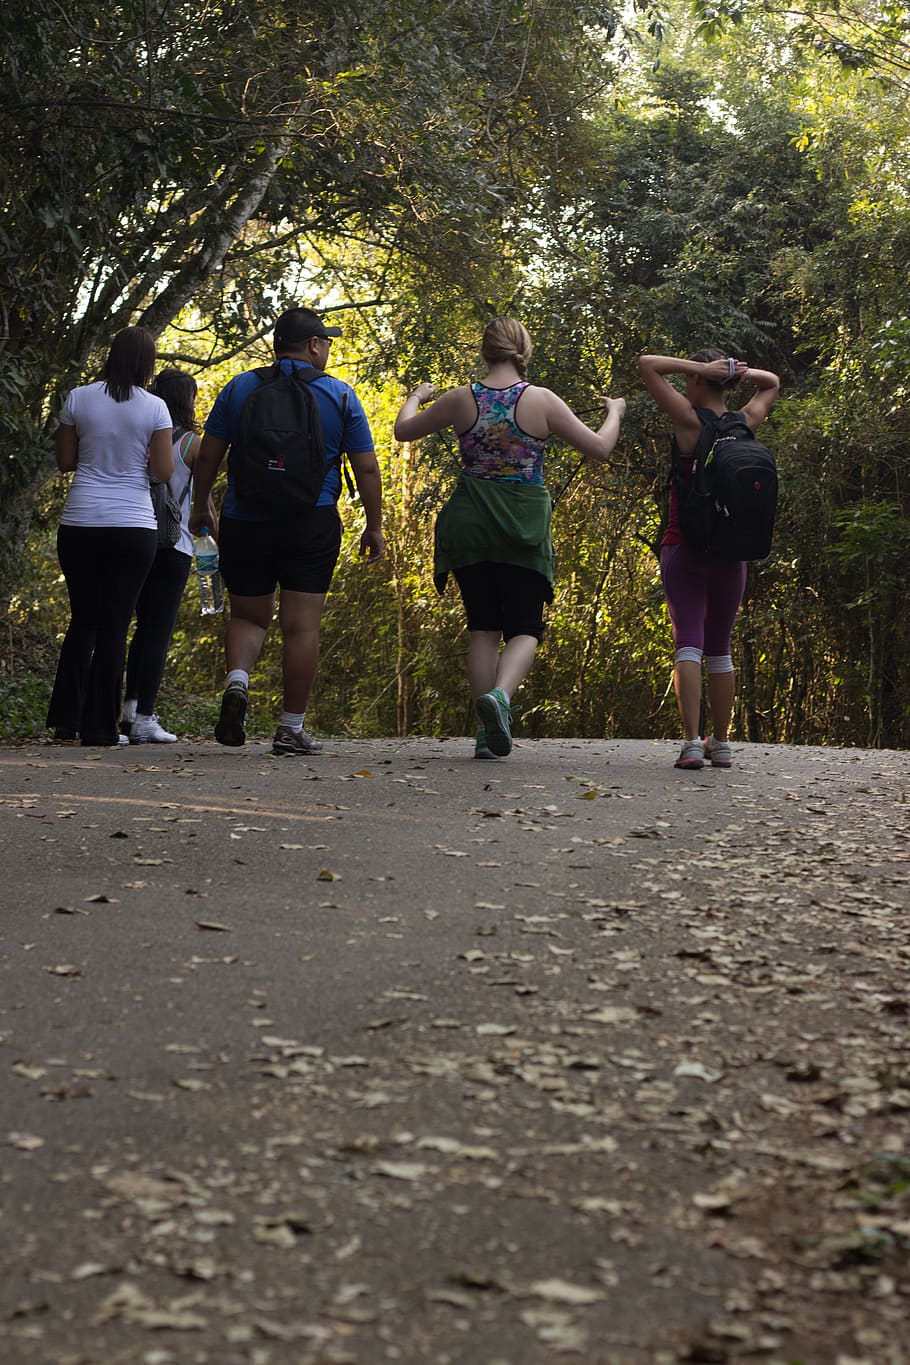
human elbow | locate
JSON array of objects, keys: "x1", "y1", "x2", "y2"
[{"x1": 151, "y1": 453, "x2": 174, "y2": 482}]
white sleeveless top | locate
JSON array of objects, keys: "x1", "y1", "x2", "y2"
[{"x1": 170, "y1": 431, "x2": 195, "y2": 558}]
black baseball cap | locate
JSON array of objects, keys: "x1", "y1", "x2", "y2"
[{"x1": 273, "y1": 307, "x2": 342, "y2": 346}]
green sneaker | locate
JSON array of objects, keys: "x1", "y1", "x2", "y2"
[
  {"x1": 474, "y1": 728, "x2": 497, "y2": 760},
  {"x1": 475, "y1": 688, "x2": 512, "y2": 757}
]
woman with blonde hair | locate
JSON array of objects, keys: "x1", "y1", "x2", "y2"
[{"x1": 395, "y1": 316, "x2": 625, "y2": 759}]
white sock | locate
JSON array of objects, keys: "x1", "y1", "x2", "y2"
[
  {"x1": 226, "y1": 669, "x2": 249, "y2": 690},
  {"x1": 280, "y1": 712, "x2": 305, "y2": 731},
  {"x1": 122, "y1": 699, "x2": 138, "y2": 723}
]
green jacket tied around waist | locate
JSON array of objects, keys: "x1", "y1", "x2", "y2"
[{"x1": 433, "y1": 474, "x2": 554, "y2": 600}]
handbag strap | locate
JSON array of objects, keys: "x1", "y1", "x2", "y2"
[{"x1": 175, "y1": 430, "x2": 195, "y2": 506}]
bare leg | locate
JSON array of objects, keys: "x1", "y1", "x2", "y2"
[
  {"x1": 277, "y1": 589, "x2": 328, "y2": 713},
  {"x1": 706, "y1": 670, "x2": 735, "y2": 742},
  {"x1": 674, "y1": 659, "x2": 703, "y2": 740},
  {"x1": 225, "y1": 592, "x2": 274, "y2": 675},
  {"x1": 495, "y1": 634, "x2": 538, "y2": 698},
  {"x1": 466, "y1": 631, "x2": 501, "y2": 700}
]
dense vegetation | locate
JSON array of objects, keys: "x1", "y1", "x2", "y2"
[{"x1": 2, "y1": 0, "x2": 909, "y2": 746}]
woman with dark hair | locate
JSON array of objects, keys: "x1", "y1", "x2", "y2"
[
  {"x1": 395, "y1": 316, "x2": 625, "y2": 759},
  {"x1": 46, "y1": 326, "x2": 173, "y2": 746},
  {"x1": 638, "y1": 349, "x2": 779, "y2": 769},
  {"x1": 121, "y1": 368, "x2": 216, "y2": 742}
]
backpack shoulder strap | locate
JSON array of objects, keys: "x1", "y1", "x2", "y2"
[
  {"x1": 693, "y1": 405, "x2": 722, "y2": 445},
  {"x1": 337, "y1": 391, "x2": 357, "y2": 499},
  {"x1": 266, "y1": 361, "x2": 323, "y2": 387},
  {"x1": 718, "y1": 408, "x2": 756, "y2": 437},
  {"x1": 253, "y1": 364, "x2": 278, "y2": 383},
  {"x1": 228, "y1": 366, "x2": 274, "y2": 425},
  {"x1": 174, "y1": 431, "x2": 195, "y2": 507},
  {"x1": 288, "y1": 363, "x2": 323, "y2": 385},
  {"x1": 671, "y1": 406, "x2": 718, "y2": 479}
]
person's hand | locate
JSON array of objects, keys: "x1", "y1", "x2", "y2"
[
  {"x1": 703, "y1": 357, "x2": 748, "y2": 385},
  {"x1": 188, "y1": 511, "x2": 217, "y2": 538},
  {"x1": 602, "y1": 395, "x2": 626, "y2": 419},
  {"x1": 411, "y1": 382, "x2": 437, "y2": 404},
  {"x1": 360, "y1": 528, "x2": 386, "y2": 560}
]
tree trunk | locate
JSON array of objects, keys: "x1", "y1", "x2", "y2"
[{"x1": 737, "y1": 589, "x2": 761, "y2": 742}]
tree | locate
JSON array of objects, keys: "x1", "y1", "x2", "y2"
[
  {"x1": 8, "y1": 0, "x2": 910, "y2": 748},
  {"x1": 0, "y1": 0, "x2": 622, "y2": 605}
]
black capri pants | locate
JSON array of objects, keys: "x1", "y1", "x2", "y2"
[{"x1": 452, "y1": 561, "x2": 548, "y2": 643}]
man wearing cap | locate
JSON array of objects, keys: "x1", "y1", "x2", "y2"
[{"x1": 189, "y1": 306, "x2": 384, "y2": 755}]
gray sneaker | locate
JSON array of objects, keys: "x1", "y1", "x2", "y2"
[
  {"x1": 674, "y1": 738, "x2": 705, "y2": 769},
  {"x1": 272, "y1": 725, "x2": 323, "y2": 756},
  {"x1": 703, "y1": 736, "x2": 732, "y2": 768},
  {"x1": 215, "y1": 683, "x2": 247, "y2": 747}
]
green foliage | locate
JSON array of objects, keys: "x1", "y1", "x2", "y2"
[
  {"x1": 0, "y1": 0, "x2": 621, "y2": 603},
  {"x1": 0, "y1": 673, "x2": 52, "y2": 739},
  {"x1": 4, "y1": 0, "x2": 910, "y2": 748},
  {"x1": 829, "y1": 503, "x2": 910, "y2": 611}
]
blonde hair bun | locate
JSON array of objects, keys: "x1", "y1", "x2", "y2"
[{"x1": 481, "y1": 317, "x2": 533, "y2": 379}]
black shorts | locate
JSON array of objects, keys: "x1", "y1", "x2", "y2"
[
  {"x1": 218, "y1": 507, "x2": 342, "y2": 596},
  {"x1": 453, "y1": 561, "x2": 548, "y2": 642}
]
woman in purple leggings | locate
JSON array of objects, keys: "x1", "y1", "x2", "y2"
[{"x1": 638, "y1": 350, "x2": 779, "y2": 770}]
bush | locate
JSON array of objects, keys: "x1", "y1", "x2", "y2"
[{"x1": 0, "y1": 673, "x2": 52, "y2": 739}]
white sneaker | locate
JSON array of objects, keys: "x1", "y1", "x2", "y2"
[{"x1": 130, "y1": 716, "x2": 177, "y2": 744}]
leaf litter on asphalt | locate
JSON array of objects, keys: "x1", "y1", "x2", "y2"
[{"x1": 3, "y1": 741, "x2": 910, "y2": 1362}]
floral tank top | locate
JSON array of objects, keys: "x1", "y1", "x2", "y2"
[{"x1": 458, "y1": 382, "x2": 546, "y2": 485}]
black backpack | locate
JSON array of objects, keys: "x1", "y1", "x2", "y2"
[
  {"x1": 673, "y1": 406, "x2": 778, "y2": 561},
  {"x1": 230, "y1": 362, "x2": 327, "y2": 510}
]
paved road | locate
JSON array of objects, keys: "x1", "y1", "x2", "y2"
[{"x1": 1, "y1": 735, "x2": 908, "y2": 1364}]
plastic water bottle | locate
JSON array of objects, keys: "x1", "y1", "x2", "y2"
[{"x1": 194, "y1": 529, "x2": 224, "y2": 615}]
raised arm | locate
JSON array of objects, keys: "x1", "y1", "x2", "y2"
[
  {"x1": 637, "y1": 354, "x2": 723, "y2": 448},
  {"x1": 394, "y1": 384, "x2": 474, "y2": 441},
  {"x1": 542, "y1": 391, "x2": 626, "y2": 462},
  {"x1": 739, "y1": 368, "x2": 780, "y2": 432}
]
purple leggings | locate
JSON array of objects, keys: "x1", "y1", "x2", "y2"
[{"x1": 659, "y1": 542, "x2": 747, "y2": 655}]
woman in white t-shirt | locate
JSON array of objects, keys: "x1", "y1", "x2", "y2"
[
  {"x1": 121, "y1": 368, "x2": 216, "y2": 743},
  {"x1": 46, "y1": 327, "x2": 174, "y2": 746}
]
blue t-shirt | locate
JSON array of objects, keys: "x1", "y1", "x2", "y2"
[{"x1": 205, "y1": 358, "x2": 375, "y2": 520}]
